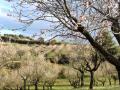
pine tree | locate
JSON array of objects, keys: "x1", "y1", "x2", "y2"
[{"x1": 95, "y1": 29, "x2": 118, "y2": 59}]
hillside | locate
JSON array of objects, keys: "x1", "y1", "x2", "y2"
[
  {"x1": 0, "y1": 42, "x2": 118, "y2": 90},
  {"x1": 0, "y1": 34, "x2": 44, "y2": 44}
]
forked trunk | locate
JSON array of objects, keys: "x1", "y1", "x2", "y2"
[
  {"x1": 23, "y1": 79, "x2": 27, "y2": 90},
  {"x1": 81, "y1": 71, "x2": 84, "y2": 87}
]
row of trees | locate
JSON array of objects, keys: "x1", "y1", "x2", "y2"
[
  {"x1": 8, "y1": 0, "x2": 120, "y2": 86},
  {"x1": 0, "y1": 44, "x2": 63, "y2": 90},
  {"x1": 0, "y1": 60, "x2": 61, "y2": 90},
  {"x1": 0, "y1": 39, "x2": 119, "y2": 90},
  {"x1": 0, "y1": 34, "x2": 63, "y2": 45}
]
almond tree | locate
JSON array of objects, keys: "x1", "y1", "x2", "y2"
[
  {"x1": 72, "y1": 59, "x2": 85, "y2": 87},
  {"x1": 18, "y1": 61, "x2": 33, "y2": 90},
  {"x1": 64, "y1": 67, "x2": 81, "y2": 88},
  {"x1": 84, "y1": 53, "x2": 102, "y2": 90},
  {"x1": 42, "y1": 62, "x2": 61, "y2": 90},
  {"x1": 0, "y1": 45, "x2": 17, "y2": 68},
  {"x1": 4, "y1": 70, "x2": 23, "y2": 90},
  {"x1": 0, "y1": 68, "x2": 9, "y2": 89},
  {"x1": 30, "y1": 60, "x2": 44, "y2": 90},
  {"x1": 80, "y1": 47, "x2": 102, "y2": 90}
]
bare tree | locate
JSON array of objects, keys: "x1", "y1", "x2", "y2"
[
  {"x1": 80, "y1": 47, "x2": 102, "y2": 90},
  {"x1": 96, "y1": 62, "x2": 118, "y2": 86},
  {"x1": 18, "y1": 61, "x2": 33, "y2": 90},
  {"x1": 64, "y1": 68, "x2": 81, "y2": 88},
  {"x1": 0, "y1": 68, "x2": 23, "y2": 90},
  {"x1": 30, "y1": 60, "x2": 44, "y2": 90},
  {"x1": 42, "y1": 62, "x2": 61, "y2": 90},
  {"x1": 84, "y1": 53, "x2": 102, "y2": 90},
  {"x1": 71, "y1": 45, "x2": 86, "y2": 87},
  {"x1": 71, "y1": 45, "x2": 102, "y2": 90},
  {"x1": 72, "y1": 60, "x2": 85, "y2": 87}
]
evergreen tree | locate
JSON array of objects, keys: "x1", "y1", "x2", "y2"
[{"x1": 96, "y1": 29, "x2": 118, "y2": 59}]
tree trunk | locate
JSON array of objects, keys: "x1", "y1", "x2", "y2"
[
  {"x1": 23, "y1": 79, "x2": 27, "y2": 90},
  {"x1": 89, "y1": 71, "x2": 94, "y2": 90},
  {"x1": 116, "y1": 66, "x2": 120, "y2": 85},
  {"x1": 28, "y1": 84, "x2": 30, "y2": 90},
  {"x1": 43, "y1": 85, "x2": 45, "y2": 90},
  {"x1": 34, "y1": 80, "x2": 39, "y2": 90},
  {"x1": 102, "y1": 81, "x2": 105, "y2": 86},
  {"x1": 81, "y1": 71, "x2": 84, "y2": 87},
  {"x1": 50, "y1": 86, "x2": 52, "y2": 90},
  {"x1": 20, "y1": 87, "x2": 23, "y2": 90},
  {"x1": 43, "y1": 82, "x2": 46, "y2": 90},
  {"x1": 108, "y1": 78, "x2": 111, "y2": 86},
  {"x1": 34, "y1": 82, "x2": 38, "y2": 90},
  {"x1": 16, "y1": 86, "x2": 19, "y2": 90}
]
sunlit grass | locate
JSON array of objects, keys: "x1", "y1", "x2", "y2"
[{"x1": 29, "y1": 79, "x2": 120, "y2": 90}]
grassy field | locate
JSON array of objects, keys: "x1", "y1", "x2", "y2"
[{"x1": 30, "y1": 79, "x2": 120, "y2": 90}]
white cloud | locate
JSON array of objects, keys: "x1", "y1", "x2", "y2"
[{"x1": 0, "y1": 9, "x2": 18, "y2": 22}]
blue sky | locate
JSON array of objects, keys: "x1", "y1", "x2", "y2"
[
  {"x1": 0, "y1": 0, "x2": 78, "y2": 41},
  {"x1": 0, "y1": 0, "x2": 51, "y2": 39}
]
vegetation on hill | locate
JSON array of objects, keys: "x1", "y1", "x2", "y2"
[
  {"x1": 3, "y1": 34, "x2": 33, "y2": 40},
  {"x1": 0, "y1": 34, "x2": 63, "y2": 45},
  {"x1": 0, "y1": 43, "x2": 119, "y2": 90}
]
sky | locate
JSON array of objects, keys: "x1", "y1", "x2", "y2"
[
  {"x1": 0, "y1": 0, "x2": 50, "y2": 39},
  {"x1": 0, "y1": 0, "x2": 83, "y2": 41}
]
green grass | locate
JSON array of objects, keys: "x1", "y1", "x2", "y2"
[{"x1": 29, "y1": 79, "x2": 120, "y2": 90}]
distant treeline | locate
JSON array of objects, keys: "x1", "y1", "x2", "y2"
[
  {"x1": 2, "y1": 34, "x2": 33, "y2": 40},
  {"x1": 0, "y1": 34, "x2": 62, "y2": 45},
  {"x1": 0, "y1": 36, "x2": 43, "y2": 44}
]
